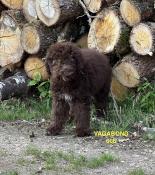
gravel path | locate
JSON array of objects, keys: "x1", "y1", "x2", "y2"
[{"x1": 0, "y1": 122, "x2": 155, "y2": 175}]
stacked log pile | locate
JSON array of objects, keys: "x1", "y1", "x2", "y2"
[
  {"x1": 0, "y1": 0, "x2": 155, "y2": 101},
  {"x1": 86, "y1": 0, "x2": 155, "y2": 101}
]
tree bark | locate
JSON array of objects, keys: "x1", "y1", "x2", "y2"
[
  {"x1": 113, "y1": 53, "x2": 155, "y2": 88},
  {"x1": 1, "y1": 10, "x2": 27, "y2": 27},
  {"x1": 21, "y1": 21, "x2": 62, "y2": 55},
  {"x1": 21, "y1": 19, "x2": 88, "y2": 55},
  {"x1": 0, "y1": 71, "x2": 29, "y2": 100},
  {"x1": 120, "y1": 0, "x2": 154, "y2": 26},
  {"x1": 36, "y1": 0, "x2": 83, "y2": 26},
  {"x1": 83, "y1": 0, "x2": 121, "y2": 13},
  {"x1": 0, "y1": 2, "x2": 7, "y2": 14}
]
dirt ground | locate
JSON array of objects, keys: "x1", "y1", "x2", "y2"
[{"x1": 0, "y1": 121, "x2": 155, "y2": 175}]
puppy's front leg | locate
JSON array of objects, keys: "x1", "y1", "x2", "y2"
[
  {"x1": 72, "y1": 101, "x2": 91, "y2": 137},
  {"x1": 46, "y1": 96, "x2": 69, "y2": 135}
]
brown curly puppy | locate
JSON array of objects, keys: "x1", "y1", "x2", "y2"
[{"x1": 45, "y1": 42, "x2": 112, "y2": 137}]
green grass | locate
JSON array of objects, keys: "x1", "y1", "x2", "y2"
[
  {"x1": 0, "y1": 95, "x2": 154, "y2": 133},
  {"x1": 25, "y1": 146, "x2": 119, "y2": 172},
  {"x1": 0, "y1": 171, "x2": 18, "y2": 175},
  {"x1": 91, "y1": 94, "x2": 155, "y2": 132},
  {"x1": 17, "y1": 157, "x2": 35, "y2": 166},
  {"x1": 0, "y1": 96, "x2": 154, "y2": 135},
  {"x1": 91, "y1": 81, "x2": 155, "y2": 132},
  {"x1": 0, "y1": 149, "x2": 7, "y2": 156},
  {"x1": 0, "y1": 81, "x2": 154, "y2": 133},
  {"x1": 86, "y1": 153, "x2": 118, "y2": 168},
  {"x1": 0, "y1": 98, "x2": 51, "y2": 121},
  {"x1": 127, "y1": 168, "x2": 146, "y2": 175},
  {"x1": 143, "y1": 132, "x2": 155, "y2": 141}
]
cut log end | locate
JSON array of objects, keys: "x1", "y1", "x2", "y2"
[
  {"x1": 113, "y1": 62, "x2": 140, "y2": 88},
  {"x1": 36, "y1": 0, "x2": 60, "y2": 26},
  {"x1": 24, "y1": 56, "x2": 49, "y2": 81},
  {"x1": 111, "y1": 76, "x2": 129, "y2": 101},
  {"x1": 23, "y1": 0, "x2": 37, "y2": 22},
  {"x1": 88, "y1": 9, "x2": 121, "y2": 53},
  {"x1": 120, "y1": 0, "x2": 141, "y2": 26},
  {"x1": 83, "y1": 0, "x2": 102, "y2": 13},
  {"x1": 113, "y1": 54, "x2": 155, "y2": 88},
  {"x1": 1, "y1": 0, "x2": 23, "y2": 9},
  {"x1": 21, "y1": 24, "x2": 40, "y2": 54},
  {"x1": 0, "y1": 14, "x2": 24, "y2": 67},
  {"x1": 130, "y1": 23, "x2": 153, "y2": 56}
]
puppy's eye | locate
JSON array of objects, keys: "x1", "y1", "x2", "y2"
[
  {"x1": 67, "y1": 58, "x2": 75, "y2": 64},
  {"x1": 70, "y1": 58, "x2": 75, "y2": 62}
]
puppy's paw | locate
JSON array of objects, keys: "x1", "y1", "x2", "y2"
[
  {"x1": 46, "y1": 126, "x2": 61, "y2": 136},
  {"x1": 76, "y1": 128, "x2": 92, "y2": 137}
]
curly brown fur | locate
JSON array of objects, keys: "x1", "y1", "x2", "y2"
[{"x1": 45, "y1": 42, "x2": 112, "y2": 137}]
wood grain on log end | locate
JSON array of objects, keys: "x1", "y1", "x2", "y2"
[
  {"x1": 88, "y1": 9, "x2": 121, "y2": 53},
  {"x1": 21, "y1": 24, "x2": 40, "y2": 54},
  {"x1": 113, "y1": 54, "x2": 155, "y2": 88},
  {"x1": 120, "y1": 0, "x2": 141, "y2": 26},
  {"x1": 120, "y1": 0, "x2": 154, "y2": 27},
  {"x1": 1, "y1": 0, "x2": 23, "y2": 9},
  {"x1": 0, "y1": 13, "x2": 24, "y2": 67},
  {"x1": 113, "y1": 61, "x2": 140, "y2": 88},
  {"x1": 130, "y1": 23, "x2": 154, "y2": 56},
  {"x1": 83, "y1": 0, "x2": 103, "y2": 13},
  {"x1": 36, "y1": 0, "x2": 60, "y2": 26},
  {"x1": 24, "y1": 56, "x2": 49, "y2": 80},
  {"x1": 23, "y1": 0, "x2": 37, "y2": 22},
  {"x1": 111, "y1": 76, "x2": 129, "y2": 101},
  {"x1": 36, "y1": 0, "x2": 82, "y2": 26}
]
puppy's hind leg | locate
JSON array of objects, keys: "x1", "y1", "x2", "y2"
[
  {"x1": 94, "y1": 86, "x2": 110, "y2": 119},
  {"x1": 46, "y1": 96, "x2": 70, "y2": 136}
]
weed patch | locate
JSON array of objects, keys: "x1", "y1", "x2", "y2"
[
  {"x1": 128, "y1": 168, "x2": 146, "y2": 175},
  {"x1": 0, "y1": 171, "x2": 18, "y2": 175},
  {"x1": 0, "y1": 98, "x2": 51, "y2": 121},
  {"x1": 26, "y1": 146, "x2": 119, "y2": 172}
]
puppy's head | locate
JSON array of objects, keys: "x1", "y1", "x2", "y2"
[{"x1": 45, "y1": 42, "x2": 81, "y2": 82}]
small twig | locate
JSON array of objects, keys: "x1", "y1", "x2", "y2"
[
  {"x1": 77, "y1": 14, "x2": 102, "y2": 19},
  {"x1": 78, "y1": 0, "x2": 92, "y2": 25}
]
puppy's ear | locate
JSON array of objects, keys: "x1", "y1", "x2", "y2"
[
  {"x1": 45, "y1": 58, "x2": 51, "y2": 75},
  {"x1": 72, "y1": 47, "x2": 85, "y2": 72},
  {"x1": 45, "y1": 45, "x2": 54, "y2": 75}
]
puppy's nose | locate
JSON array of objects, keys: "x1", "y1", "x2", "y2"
[{"x1": 62, "y1": 65, "x2": 72, "y2": 70}]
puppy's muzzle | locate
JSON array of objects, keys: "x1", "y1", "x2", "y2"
[{"x1": 60, "y1": 65, "x2": 75, "y2": 81}]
